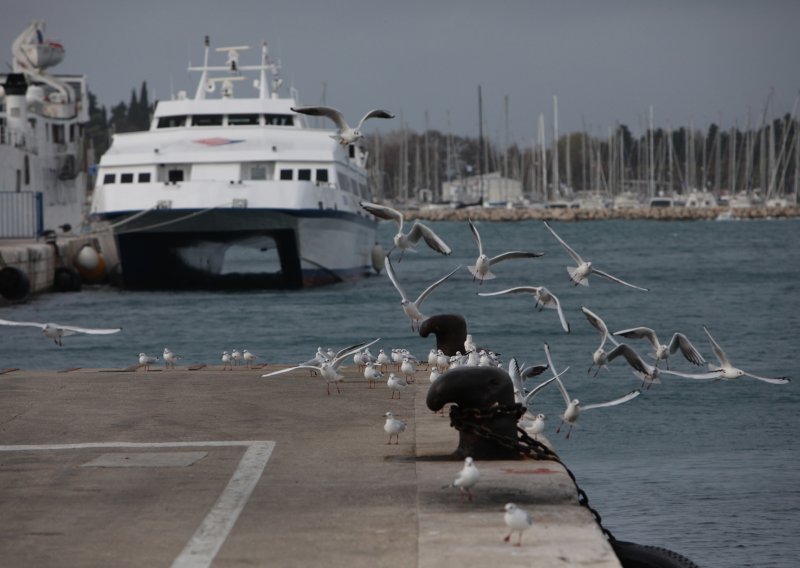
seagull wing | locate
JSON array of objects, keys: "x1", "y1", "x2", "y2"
[
  {"x1": 581, "y1": 389, "x2": 641, "y2": 411},
  {"x1": 468, "y1": 219, "x2": 483, "y2": 255},
  {"x1": 407, "y1": 222, "x2": 452, "y2": 255},
  {"x1": 668, "y1": 333, "x2": 706, "y2": 366},
  {"x1": 543, "y1": 221, "x2": 583, "y2": 264},
  {"x1": 487, "y1": 251, "x2": 544, "y2": 266},
  {"x1": 580, "y1": 306, "x2": 615, "y2": 346},
  {"x1": 606, "y1": 343, "x2": 652, "y2": 375},
  {"x1": 520, "y1": 364, "x2": 549, "y2": 380},
  {"x1": 414, "y1": 265, "x2": 461, "y2": 306},
  {"x1": 613, "y1": 326, "x2": 659, "y2": 350},
  {"x1": 508, "y1": 358, "x2": 524, "y2": 399},
  {"x1": 661, "y1": 369, "x2": 722, "y2": 380},
  {"x1": 543, "y1": 342, "x2": 572, "y2": 407},
  {"x1": 703, "y1": 326, "x2": 731, "y2": 368},
  {"x1": 384, "y1": 257, "x2": 409, "y2": 302},
  {"x1": 742, "y1": 372, "x2": 791, "y2": 385},
  {"x1": 542, "y1": 288, "x2": 570, "y2": 333},
  {"x1": 0, "y1": 318, "x2": 46, "y2": 329},
  {"x1": 261, "y1": 365, "x2": 318, "y2": 378},
  {"x1": 331, "y1": 338, "x2": 381, "y2": 368},
  {"x1": 290, "y1": 105, "x2": 348, "y2": 130},
  {"x1": 522, "y1": 367, "x2": 570, "y2": 405},
  {"x1": 359, "y1": 201, "x2": 403, "y2": 230},
  {"x1": 477, "y1": 286, "x2": 537, "y2": 298},
  {"x1": 57, "y1": 324, "x2": 121, "y2": 335},
  {"x1": 592, "y1": 268, "x2": 649, "y2": 291},
  {"x1": 356, "y1": 109, "x2": 395, "y2": 130}
]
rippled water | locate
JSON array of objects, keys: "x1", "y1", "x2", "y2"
[{"x1": 2, "y1": 217, "x2": 799, "y2": 567}]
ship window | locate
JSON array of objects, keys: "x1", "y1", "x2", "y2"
[
  {"x1": 193, "y1": 115, "x2": 223, "y2": 127},
  {"x1": 316, "y1": 169, "x2": 329, "y2": 183},
  {"x1": 337, "y1": 173, "x2": 351, "y2": 192},
  {"x1": 138, "y1": 172, "x2": 151, "y2": 183},
  {"x1": 280, "y1": 169, "x2": 293, "y2": 180},
  {"x1": 52, "y1": 124, "x2": 65, "y2": 144},
  {"x1": 250, "y1": 165, "x2": 266, "y2": 180},
  {"x1": 121, "y1": 173, "x2": 134, "y2": 184},
  {"x1": 298, "y1": 169, "x2": 311, "y2": 181},
  {"x1": 24, "y1": 156, "x2": 30, "y2": 185},
  {"x1": 228, "y1": 114, "x2": 259, "y2": 126},
  {"x1": 359, "y1": 183, "x2": 368, "y2": 198},
  {"x1": 168, "y1": 169, "x2": 184, "y2": 182},
  {"x1": 264, "y1": 114, "x2": 294, "y2": 126},
  {"x1": 103, "y1": 173, "x2": 116, "y2": 184},
  {"x1": 158, "y1": 115, "x2": 187, "y2": 128}
]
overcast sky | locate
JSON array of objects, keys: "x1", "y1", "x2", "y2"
[{"x1": 4, "y1": 0, "x2": 799, "y2": 144}]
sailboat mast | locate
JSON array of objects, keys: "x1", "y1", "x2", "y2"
[{"x1": 553, "y1": 95, "x2": 560, "y2": 199}]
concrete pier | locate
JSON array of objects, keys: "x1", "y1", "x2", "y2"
[{"x1": 0, "y1": 365, "x2": 621, "y2": 567}]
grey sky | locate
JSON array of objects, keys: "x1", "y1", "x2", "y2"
[{"x1": 4, "y1": 0, "x2": 799, "y2": 144}]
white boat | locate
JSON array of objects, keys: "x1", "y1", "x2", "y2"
[
  {"x1": 90, "y1": 37, "x2": 378, "y2": 289},
  {"x1": 0, "y1": 21, "x2": 89, "y2": 238}
]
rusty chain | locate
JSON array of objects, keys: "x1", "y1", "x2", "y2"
[{"x1": 449, "y1": 403, "x2": 617, "y2": 543}]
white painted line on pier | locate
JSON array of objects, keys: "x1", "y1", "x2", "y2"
[{"x1": 0, "y1": 440, "x2": 276, "y2": 568}]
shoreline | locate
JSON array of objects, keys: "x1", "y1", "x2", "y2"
[{"x1": 402, "y1": 204, "x2": 800, "y2": 222}]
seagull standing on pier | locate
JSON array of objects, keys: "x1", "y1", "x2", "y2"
[
  {"x1": 163, "y1": 348, "x2": 180, "y2": 369},
  {"x1": 0, "y1": 318, "x2": 121, "y2": 346},
  {"x1": 387, "y1": 372, "x2": 408, "y2": 398},
  {"x1": 543, "y1": 221, "x2": 649, "y2": 291},
  {"x1": 385, "y1": 257, "x2": 461, "y2": 331},
  {"x1": 503, "y1": 503, "x2": 533, "y2": 546},
  {"x1": 221, "y1": 351, "x2": 233, "y2": 370},
  {"x1": 359, "y1": 201, "x2": 452, "y2": 259},
  {"x1": 383, "y1": 411, "x2": 406, "y2": 444},
  {"x1": 363, "y1": 361, "x2": 383, "y2": 389},
  {"x1": 290, "y1": 105, "x2": 394, "y2": 145},
  {"x1": 446, "y1": 457, "x2": 480, "y2": 502},
  {"x1": 138, "y1": 352, "x2": 158, "y2": 372},
  {"x1": 467, "y1": 219, "x2": 544, "y2": 284},
  {"x1": 242, "y1": 349, "x2": 259, "y2": 368}
]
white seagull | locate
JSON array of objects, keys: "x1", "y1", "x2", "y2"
[
  {"x1": 503, "y1": 503, "x2": 534, "y2": 547},
  {"x1": 479, "y1": 286, "x2": 570, "y2": 332},
  {"x1": 242, "y1": 349, "x2": 259, "y2": 368},
  {"x1": 385, "y1": 257, "x2": 461, "y2": 331},
  {"x1": 261, "y1": 339, "x2": 380, "y2": 395},
  {"x1": 613, "y1": 326, "x2": 705, "y2": 369},
  {"x1": 387, "y1": 372, "x2": 408, "y2": 398},
  {"x1": 290, "y1": 105, "x2": 394, "y2": 145},
  {"x1": 508, "y1": 357, "x2": 549, "y2": 405},
  {"x1": 699, "y1": 326, "x2": 790, "y2": 384},
  {"x1": 383, "y1": 411, "x2": 407, "y2": 444},
  {"x1": 359, "y1": 201, "x2": 452, "y2": 259},
  {"x1": 467, "y1": 219, "x2": 544, "y2": 284},
  {"x1": 363, "y1": 361, "x2": 384, "y2": 389},
  {"x1": 580, "y1": 306, "x2": 620, "y2": 376},
  {"x1": 163, "y1": 348, "x2": 180, "y2": 369},
  {"x1": 0, "y1": 318, "x2": 121, "y2": 347},
  {"x1": 447, "y1": 457, "x2": 481, "y2": 502},
  {"x1": 221, "y1": 351, "x2": 232, "y2": 370},
  {"x1": 603, "y1": 343, "x2": 712, "y2": 387},
  {"x1": 138, "y1": 352, "x2": 158, "y2": 372},
  {"x1": 544, "y1": 343, "x2": 640, "y2": 438},
  {"x1": 543, "y1": 221, "x2": 649, "y2": 291}
]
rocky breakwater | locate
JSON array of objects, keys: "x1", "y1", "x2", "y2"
[{"x1": 406, "y1": 204, "x2": 800, "y2": 222}]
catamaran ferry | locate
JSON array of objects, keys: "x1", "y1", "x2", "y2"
[{"x1": 90, "y1": 37, "x2": 379, "y2": 289}]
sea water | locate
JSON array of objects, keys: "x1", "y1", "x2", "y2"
[{"x1": 1, "y1": 217, "x2": 799, "y2": 567}]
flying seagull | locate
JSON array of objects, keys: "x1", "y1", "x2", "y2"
[
  {"x1": 359, "y1": 201, "x2": 452, "y2": 259},
  {"x1": 385, "y1": 256, "x2": 460, "y2": 331},
  {"x1": 543, "y1": 221, "x2": 648, "y2": 291},
  {"x1": 467, "y1": 219, "x2": 543, "y2": 283},
  {"x1": 290, "y1": 105, "x2": 394, "y2": 145},
  {"x1": 699, "y1": 326, "x2": 790, "y2": 385},
  {"x1": 612, "y1": 326, "x2": 705, "y2": 369},
  {"x1": 0, "y1": 318, "x2": 121, "y2": 346},
  {"x1": 580, "y1": 306, "x2": 620, "y2": 376},
  {"x1": 479, "y1": 286, "x2": 570, "y2": 333}
]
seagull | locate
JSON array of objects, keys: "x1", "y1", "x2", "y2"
[
  {"x1": 400, "y1": 357, "x2": 417, "y2": 383},
  {"x1": 290, "y1": 105, "x2": 394, "y2": 145},
  {"x1": 467, "y1": 219, "x2": 544, "y2": 284},
  {"x1": 508, "y1": 357, "x2": 549, "y2": 405},
  {"x1": 359, "y1": 201, "x2": 452, "y2": 259},
  {"x1": 698, "y1": 326, "x2": 791, "y2": 384},
  {"x1": 376, "y1": 349, "x2": 392, "y2": 372},
  {"x1": 543, "y1": 221, "x2": 649, "y2": 291},
  {"x1": 613, "y1": 326, "x2": 706, "y2": 369},
  {"x1": 242, "y1": 349, "x2": 258, "y2": 368},
  {"x1": 385, "y1": 256, "x2": 461, "y2": 331},
  {"x1": 479, "y1": 286, "x2": 570, "y2": 332},
  {"x1": 503, "y1": 503, "x2": 533, "y2": 546},
  {"x1": 429, "y1": 367, "x2": 442, "y2": 383},
  {"x1": 363, "y1": 361, "x2": 384, "y2": 389},
  {"x1": 604, "y1": 343, "x2": 714, "y2": 387},
  {"x1": 544, "y1": 343, "x2": 640, "y2": 438},
  {"x1": 163, "y1": 348, "x2": 180, "y2": 369},
  {"x1": 387, "y1": 372, "x2": 408, "y2": 399},
  {"x1": 446, "y1": 457, "x2": 481, "y2": 502},
  {"x1": 262, "y1": 339, "x2": 380, "y2": 395},
  {"x1": 138, "y1": 352, "x2": 158, "y2": 372},
  {"x1": 221, "y1": 351, "x2": 233, "y2": 370},
  {"x1": 523, "y1": 413, "x2": 547, "y2": 439},
  {"x1": 231, "y1": 349, "x2": 242, "y2": 367},
  {"x1": 383, "y1": 411, "x2": 407, "y2": 444},
  {"x1": 0, "y1": 318, "x2": 121, "y2": 346},
  {"x1": 580, "y1": 306, "x2": 620, "y2": 376}
]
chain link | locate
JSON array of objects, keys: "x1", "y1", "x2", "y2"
[{"x1": 449, "y1": 404, "x2": 617, "y2": 543}]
